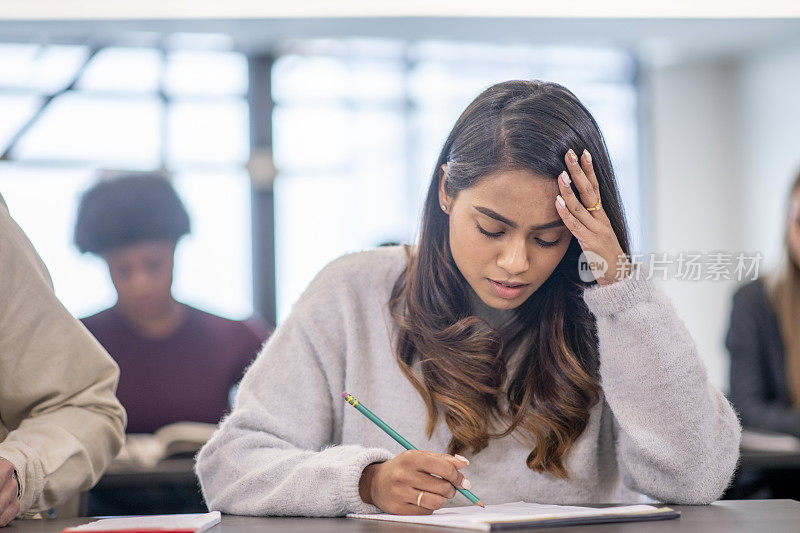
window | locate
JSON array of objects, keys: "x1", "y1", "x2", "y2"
[
  {"x1": 0, "y1": 37, "x2": 642, "y2": 325},
  {"x1": 0, "y1": 42, "x2": 254, "y2": 320},
  {"x1": 272, "y1": 39, "x2": 640, "y2": 321}
]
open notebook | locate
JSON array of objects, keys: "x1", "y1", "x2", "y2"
[{"x1": 348, "y1": 502, "x2": 679, "y2": 530}]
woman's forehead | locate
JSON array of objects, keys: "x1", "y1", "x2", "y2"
[{"x1": 463, "y1": 170, "x2": 561, "y2": 226}]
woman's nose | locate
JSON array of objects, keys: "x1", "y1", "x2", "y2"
[{"x1": 497, "y1": 238, "x2": 530, "y2": 276}]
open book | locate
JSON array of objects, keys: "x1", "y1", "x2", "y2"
[
  {"x1": 348, "y1": 501, "x2": 678, "y2": 531},
  {"x1": 114, "y1": 422, "x2": 217, "y2": 468}
]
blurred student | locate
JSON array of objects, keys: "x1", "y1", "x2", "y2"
[
  {"x1": 726, "y1": 169, "x2": 800, "y2": 498},
  {"x1": 728, "y1": 170, "x2": 800, "y2": 435},
  {"x1": 0, "y1": 194, "x2": 125, "y2": 525},
  {"x1": 74, "y1": 174, "x2": 270, "y2": 435}
]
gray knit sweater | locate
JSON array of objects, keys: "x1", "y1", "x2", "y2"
[{"x1": 195, "y1": 246, "x2": 740, "y2": 516}]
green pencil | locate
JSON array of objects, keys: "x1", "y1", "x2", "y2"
[{"x1": 342, "y1": 391, "x2": 484, "y2": 508}]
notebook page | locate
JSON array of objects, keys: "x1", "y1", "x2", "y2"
[{"x1": 348, "y1": 502, "x2": 668, "y2": 531}]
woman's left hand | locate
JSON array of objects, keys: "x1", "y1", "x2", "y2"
[{"x1": 554, "y1": 148, "x2": 632, "y2": 286}]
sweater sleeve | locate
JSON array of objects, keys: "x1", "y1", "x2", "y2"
[
  {"x1": 195, "y1": 260, "x2": 393, "y2": 517},
  {"x1": 582, "y1": 263, "x2": 741, "y2": 505},
  {"x1": 726, "y1": 283, "x2": 800, "y2": 435},
  {"x1": 0, "y1": 196, "x2": 126, "y2": 516}
]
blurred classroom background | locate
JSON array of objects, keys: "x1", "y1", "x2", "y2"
[{"x1": 0, "y1": 2, "x2": 799, "y2": 398}]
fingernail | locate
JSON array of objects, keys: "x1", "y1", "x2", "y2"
[
  {"x1": 557, "y1": 195, "x2": 566, "y2": 208},
  {"x1": 454, "y1": 454, "x2": 470, "y2": 465},
  {"x1": 461, "y1": 478, "x2": 472, "y2": 490},
  {"x1": 560, "y1": 171, "x2": 571, "y2": 186},
  {"x1": 583, "y1": 149, "x2": 591, "y2": 163},
  {"x1": 568, "y1": 149, "x2": 578, "y2": 164}
]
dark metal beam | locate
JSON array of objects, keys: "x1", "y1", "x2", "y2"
[
  {"x1": 247, "y1": 54, "x2": 277, "y2": 327},
  {"x1": 1, "y1": 46, "x2": 100, "y2": 160}
]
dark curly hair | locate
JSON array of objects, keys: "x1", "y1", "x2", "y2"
[{"x1": 74, "y1": 173, "x2": 191, "y2": 255}]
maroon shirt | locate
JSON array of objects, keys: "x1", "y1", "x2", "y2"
[{"x1": 82, "y1": 304, "x2": 270, "y2": 434}]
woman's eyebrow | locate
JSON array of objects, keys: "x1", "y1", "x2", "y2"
[{"x1": 473, "y1": 205, "x2": 565, "y2": 231}]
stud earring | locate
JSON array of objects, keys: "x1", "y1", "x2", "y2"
[{"x1": 441, "y1": 205, "x2": 447, "y2": 212}]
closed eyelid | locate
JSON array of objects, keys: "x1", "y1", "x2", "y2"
[
  {"x1": 477, "y1": 219, "x2": 505, "y2": 231},
  {"x1": 479, "y1": 221, "x2": 562, "y2": 241},
  {"x1": 531, "y1": 228, "x2": 567, "y2": 241},
  {"x1": 473, "y1": 206, "x2": 564, "y2": 232},
  {"x1": 476, "y1": 213, "x2": 558, "y2": 233}
]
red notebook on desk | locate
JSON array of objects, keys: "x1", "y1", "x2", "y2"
[{"x1": 61, "y1": 511, "x2": 221, "y2": 533}]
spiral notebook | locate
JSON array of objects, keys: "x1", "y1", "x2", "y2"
[{"x1": 348, "y1": 501, "x2": 679, "y2": 530}]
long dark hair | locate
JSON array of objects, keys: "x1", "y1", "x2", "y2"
[{"x1": 390, "y1": 80, "x2": 631, "y2": 478}]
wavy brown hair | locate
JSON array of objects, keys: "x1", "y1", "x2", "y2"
[
  {"x1": 764, "y1": 170, "x2": 800, "y2": 407},
  {"x1": 390, "y1": 80, "x2": 631, "y2": 478}
]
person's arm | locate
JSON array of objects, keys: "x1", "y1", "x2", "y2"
[
  {"x1": 0, "y1": 196, "x2": 126, "y2": 518},
  {"x1": 195, "y1": 260, "x2": 394, "y2": 517},
  {"x1": 583, "y1": 263, "x2": 740, "y2": 505},
  {"x1": 726, "y1": 285, "x2": 800, "y2": 435}
]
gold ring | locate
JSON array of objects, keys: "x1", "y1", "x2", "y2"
[
  {"x1": 586, "y1": 199, "x2": 602, "y2": 211},
  {"x1": 417, "y1": 491, "x2": 424, "y2": 507}
]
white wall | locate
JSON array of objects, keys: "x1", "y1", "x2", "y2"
[
  {"x1": 642, "y1": 57, "x2": 742, "y2": 390},
  {"x1": 641, "y1": 43, "x2": 800, "y2": 392},
  {"x1": 736, "y1": 45, "x2": 800, "y2": 266}
]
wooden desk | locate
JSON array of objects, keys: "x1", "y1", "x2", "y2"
[{"x1": 7, "y1": 500, "x2": 800, "y2": 533}]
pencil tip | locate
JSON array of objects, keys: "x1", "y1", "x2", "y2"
[{"x1": 476, "y1": 501, "x2": 485, "y2": 508}]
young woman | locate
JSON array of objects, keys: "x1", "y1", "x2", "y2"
[
  {"x1": 196, "y1": 80, "x2": 740, "y2": 516},
  {"x1": 727, "y1": 170, "x2": 800, "y2": 497},
  {"x1": 728, "y1": 170, "x2": 800, "y2": 434}
]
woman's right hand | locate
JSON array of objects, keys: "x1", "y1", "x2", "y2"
[{"x1": 358, "y1": 450, "x2": 471, "y2": 514}]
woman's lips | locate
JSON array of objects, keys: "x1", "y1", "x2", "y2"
[{"x1": 487, "y1": 278, "x2": 529, "y2": 299}]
